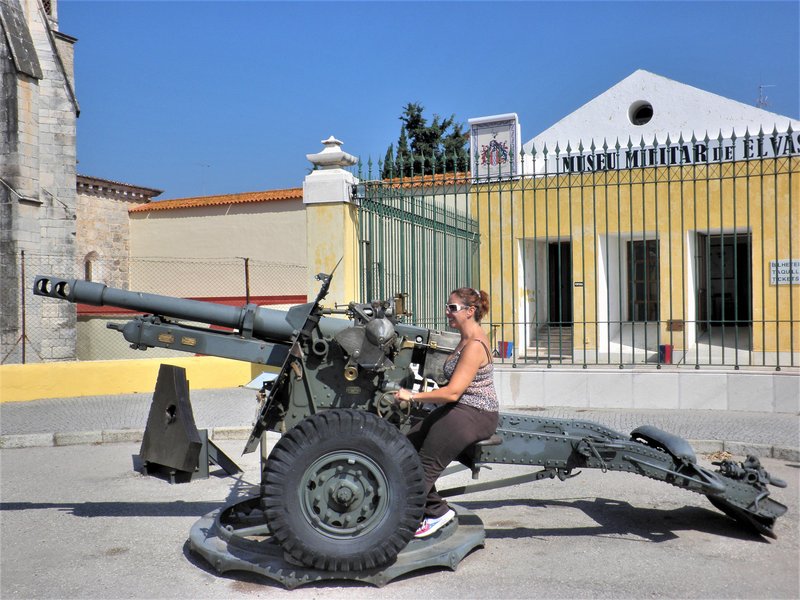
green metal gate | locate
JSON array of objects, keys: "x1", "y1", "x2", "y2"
[{"x1": 354, "y1": 172, "x2": 479, "y2": 329}]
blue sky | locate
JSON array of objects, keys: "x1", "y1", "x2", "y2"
[{"x1": 59, "y1": 1, "x2": 800, "y2": 200}]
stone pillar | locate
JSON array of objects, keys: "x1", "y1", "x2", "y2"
[{"x1": 302, "y1": 136, "x2": 360, "y2": 307}]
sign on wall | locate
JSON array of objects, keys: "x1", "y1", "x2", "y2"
[
  {"x1": 545, "y1": 129, "x2": 800, "y2": 174},
  {"x1": 770, "y1": 259, "x2": 800, "y2": 285},
  {"x1": 469, "y1": 114, "x2": 521, "y2": 179}
]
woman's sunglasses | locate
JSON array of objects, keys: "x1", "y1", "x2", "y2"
[{"x1": 445, "y1": 303, "x2": 470, "y2": 313}]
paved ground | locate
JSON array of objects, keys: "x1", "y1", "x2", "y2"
[
  {"x1": 1, "y1": 388, "x2": 799, "y2": 598},
  {"x1": 1, "y1": 440, "x2": 798, "y2": 599},
  {"x1": 1, "y1": 387, "x2": 798, "y2": 458}
]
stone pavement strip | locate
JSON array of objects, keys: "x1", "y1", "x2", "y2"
[{"x1": 1, "y1": 387, "x2": 798, "y2": 460}]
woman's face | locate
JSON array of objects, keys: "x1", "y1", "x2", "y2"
[{"x1": 445, "y1": 293, "x2": 473, "y2": 329}]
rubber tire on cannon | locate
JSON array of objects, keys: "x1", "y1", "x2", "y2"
[{"x1": 261, "y1": 409, "x2": 427, "y2": 571}]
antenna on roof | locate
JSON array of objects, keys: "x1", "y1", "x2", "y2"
[{"x1": 756, "y1": 84, "x2": 775, "y2": 109}]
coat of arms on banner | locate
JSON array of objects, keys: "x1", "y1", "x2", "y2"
[
  {"x1": 468, "y1": 113, "x2": 521, "y2": 179},
  {"x1": 480, "y1": 135, "x2": 510, "y2": 167}
]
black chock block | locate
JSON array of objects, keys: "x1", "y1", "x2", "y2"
[{"x1": 137, "y1": 364, "x2": 241, "y2": 483}]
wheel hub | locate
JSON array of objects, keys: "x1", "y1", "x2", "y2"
[
  {"x1": 302, "y1": 451, "x2": 388, "y2": 537},
  {"x1": 330, "y1": 479, "x2": 359, "y2": 506}
]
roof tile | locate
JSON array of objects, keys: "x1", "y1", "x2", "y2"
[{"x1": 129, "y1": 187, "x2": 303, "y2": 213}]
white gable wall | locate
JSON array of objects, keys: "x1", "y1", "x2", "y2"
[{"x1": 523, "y1": 70, "x2": 799, "y2": 167}]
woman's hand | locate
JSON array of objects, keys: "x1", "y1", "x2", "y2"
[{"x1": 396, "y1": 388, "x2": 414, "y2": 403}]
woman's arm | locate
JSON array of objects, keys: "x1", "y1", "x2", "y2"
[{"x1": 396, "y1": 341, "x2": 486, "y2": 404}]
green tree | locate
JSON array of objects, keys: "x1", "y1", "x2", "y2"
[
  {"x1": 442, "y1": 122, "x2": 469, "y2": 173},
  {"x1": 382, "y1": 144, "x2": 395, "y2": 179},
  {"x1": 381, "y1": 102, "x2": 468, "y2": 179}
]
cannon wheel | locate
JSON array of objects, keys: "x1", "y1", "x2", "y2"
[{"x1": 261, "y1": 409, "x2": 426, "y2": 571}]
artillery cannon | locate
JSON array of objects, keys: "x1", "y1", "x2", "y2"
[{"x1": 33, "y1": 273, "x2": 788, "y2": 586}]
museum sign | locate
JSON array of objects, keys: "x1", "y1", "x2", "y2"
[{"x1": 550, "y1": 129, "x2": 800, "y2": 174}]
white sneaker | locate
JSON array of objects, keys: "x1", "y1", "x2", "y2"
[{"x1": 414, "y1": 509, "x2": 456, "y2": 538}]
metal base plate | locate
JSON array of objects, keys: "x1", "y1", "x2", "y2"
[{"x1": 188, "y1": 497, "x2": 485, "y2": 588}]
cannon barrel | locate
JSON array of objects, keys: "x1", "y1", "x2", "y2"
[{"x1": 32, "y1": 275, "x2": 347, "y2": 343}]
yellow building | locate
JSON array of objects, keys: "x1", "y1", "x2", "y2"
[
  {"x1": 475, "y1": 150, "x2": 799, "y2": 367},
  {"x1": 468, "y1": 72, "x2": 799, "y2": 367}
]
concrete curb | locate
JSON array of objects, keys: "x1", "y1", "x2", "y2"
[
  {"x1": 0, "y1": 433, "x2": 54, "y2": 449},
  {"x1": 1, "y1": 429, "x2": 798, "y2": 462},
  {"x1": 211, "y1": 426, "x2": 252, "y2": 440}
]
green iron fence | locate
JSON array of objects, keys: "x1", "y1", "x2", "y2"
[
  {"x1": 354, "y1": 167, "x2": 478, "y2": 329},
  {"x1": 355, "y1": 128, "x2": 799, "y2": 369}
]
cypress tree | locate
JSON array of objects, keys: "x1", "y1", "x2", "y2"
[
  {"x1": 381, "y1": 143, "x2": 395, "y2": 179},
  {"x1": 396, "y1": 125, "x2": 411, "y2": 178}
]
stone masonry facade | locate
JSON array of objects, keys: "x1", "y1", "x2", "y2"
[
  {"x1": 1, "y1": 0, "x2": 78, "y2": 363},
  {"x1": 76, "y1": 175, "x2": 161, "y2": 290}
]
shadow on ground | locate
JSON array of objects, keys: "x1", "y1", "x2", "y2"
[{"x1": 457, "y1": 497, "x2": 769, "y2": 543}]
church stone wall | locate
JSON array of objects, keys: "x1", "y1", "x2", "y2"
[{"x1": 1, "y1": 0, "x2": 78, "y2": 364}]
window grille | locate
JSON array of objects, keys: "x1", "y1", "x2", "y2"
[{"x1": 627, "y1": 240, "x2": 659, "y2": 322}]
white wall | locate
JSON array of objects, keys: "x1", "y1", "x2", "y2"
[{"x1": 524, "y1": 70, "x2": 800, "y2": 169}]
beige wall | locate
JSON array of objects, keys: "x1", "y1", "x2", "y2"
[
  {"x1": 128, "y1": 200, "x2": 307, "y2": 296},
  {"x1": 130, "y1": 200, "x2": 306, "y2": 259}
]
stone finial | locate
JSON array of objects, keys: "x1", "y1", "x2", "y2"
[{"x1": 306, "y1": 136, "x2": 358, "y2": 170}]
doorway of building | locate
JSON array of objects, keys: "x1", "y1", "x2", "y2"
[
  {"x1": 548, "y1": 242, "x2": 572, "y2": 325},
  {"x1": 697, "y1": 233, "x2": 751, "y2": 331},
  {"x1": 695, "y1": 232, "x2": 752, "y2": 361}
]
